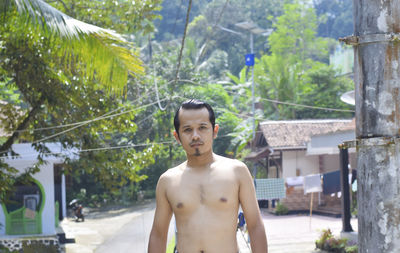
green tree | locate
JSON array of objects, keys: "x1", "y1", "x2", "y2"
[
  {"x1": 0, "y1": 0, "x2": 161, "y2": 202},
  {"x1": 295, "y1": 62, "x2": 354, "y2": 119},
  {"x1": 49, "y1": 0, "x2": 162, "y2": 35},
  {"x1": 253, "y1": 2, "x2": 349, "y2": 119},
  {"x1": 153, "y1": 0, "x2": 209, "y2": 41},
  {"x1": 313, "y1": 0, "x2": 353, "y2": 39},
  {"x1": 186, "y1": 0, "x2": 290, "y2": 76}
]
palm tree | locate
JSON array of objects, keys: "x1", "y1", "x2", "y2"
[
  {"x1": 0, "y1": 0, "x2": 144, "y2": 152},
  {"x1": 2, "y1": 0, "x2": 144, "y2": 91}
]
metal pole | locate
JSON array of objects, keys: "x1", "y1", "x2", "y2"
[
  {"x1": 340, "y1": 1, "x2": 400, "y2": 252},
  {"x1": 339, "y1": 145, "x2": 353, "y2": 232}
]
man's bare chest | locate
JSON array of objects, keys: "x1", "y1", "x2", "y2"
[{"x1": 167, "y1": 171, "x2": 239, "y2": 213}]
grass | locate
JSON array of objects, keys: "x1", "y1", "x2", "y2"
[{"x1": 166, "y1": 235, "x2": 175, "y2": 253}]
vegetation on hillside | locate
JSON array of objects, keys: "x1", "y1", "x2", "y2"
[{"x1": 0, "y1": 0, "x2": 355, "y2": 205}]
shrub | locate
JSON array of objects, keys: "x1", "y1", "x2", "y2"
[
  {"x1": 345, "y1": 245, "x2": 358, "y2": 253},
  {"x1": 274, "y1": 202, "x2": 289, "y2": 215},
  {"x1": 315, "y1": 229, "x2": 358, "y2": 253}
]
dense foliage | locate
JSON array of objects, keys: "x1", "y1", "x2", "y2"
[
  {"x1": 0, "y1": 0, "x2": 355, "y2": 205},
  {"x1": 0, "y1": 0, "x2": 161, "y2": 204}
]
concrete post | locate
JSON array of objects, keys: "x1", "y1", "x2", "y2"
[{"x1": 341, "y1": 1, "x2": 400, "y2": 252}]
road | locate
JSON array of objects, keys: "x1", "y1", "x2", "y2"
[
  {"x1": 62, "y1": 200, "x2": 357, "y2": 253},
  {"x1": 63, "y1": 200, "x2": 175, "y2": 253},
  {"x1": 95, "y1": 208, "x2": 157, "y2": 253}
]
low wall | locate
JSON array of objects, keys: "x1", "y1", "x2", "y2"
[
  {"x1": 0, "y1": 236, "x2": 63, "y2": 253},
  {"x1": 281, "y1": 187, "x2": 341, "y2": 211}
]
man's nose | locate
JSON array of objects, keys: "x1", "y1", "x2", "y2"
[{"x1": 192, "y1": 130, "x2": 200, "y2": 139}]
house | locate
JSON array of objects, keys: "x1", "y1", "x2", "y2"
[
  {"x1": 0, "y1": 143, "x2": 76, "y2": 251},
  {"x1": 246, "y1": 119, "x2": 356, "y2": 213}
]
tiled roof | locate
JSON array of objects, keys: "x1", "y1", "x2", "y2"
[{"x1": 259, "y1": 119, "x2": 355, "y2": 149}]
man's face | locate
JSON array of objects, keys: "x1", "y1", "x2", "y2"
[{"x1": 174, "y1": 107, "x2": 218, "y2": 157}]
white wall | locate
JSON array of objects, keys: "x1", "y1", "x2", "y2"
[
  {"x1": 282, "y1": 150, "x2": 319, "y2": 178},
  {"x1": 322, "y1": 154, "x2": 341, "y2": 173},
  {"x1": 0, "y1": 159, "x2": 56, "y2": 236},
  {"x1": 34, "y1": 163, "x2": 55, "y2": 235},
  {"x1": 0, "y1": 205, "x2": 5, "y2": 235}
]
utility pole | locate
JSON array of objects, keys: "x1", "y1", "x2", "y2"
[
  {"x1": 219, "y1": 22, "x2": 271, "y2": 140},
  {"x1": 341, "y1": 1, "x2": 400, "y2": 252},
  {"x1": 235, "y1": 21, "x2": 270, "y2": 140}
]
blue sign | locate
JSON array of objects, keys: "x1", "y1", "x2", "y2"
[{"x1": 245, "y1": 53, "x2": 255, "y2": 66}]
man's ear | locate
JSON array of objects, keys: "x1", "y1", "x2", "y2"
[
  {"x1": 173, "y1": 130, "x2": 181, "y2": 144},
  {"x1": 213, "y1": 124, "x2": 219, "y2": 139}
]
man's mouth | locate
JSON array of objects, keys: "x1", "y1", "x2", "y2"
[{"x1": 190, "y1": 142, "x2": 203, "y2": 147}]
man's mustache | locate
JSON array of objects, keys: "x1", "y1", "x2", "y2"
[{"x1": 190, "y1": 141, "x2": 204, "y2": 146}]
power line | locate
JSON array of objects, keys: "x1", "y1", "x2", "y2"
[
  {"x1": 2, "y1": 133, "x2": 239, "y2": 159},
  {"x1": 223, "y1": 88, "x2": 355, "y2": 113},
  {"x1": 10, "y1": 89, "x2": 159, "y2": 133},
  {"x1": 2, "y1": 141, "x2": 175, "y2": 159},
  {"x1": 32, "y1": 98, "x2": 169, "y2": 144},
  {"x1": 175, "y1": 80, "x2": 354, "y2": 113},
  {"x1": 148, "y1": 35, "x2": 167, "y2": 111},
  {"x1": 256, "y1": 96, "x2": 355, "y2": 112},
  {"x1": 0, "y1": 97, "x2": 170, "y2": 157}
]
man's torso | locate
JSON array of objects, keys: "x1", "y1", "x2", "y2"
[{"x1": 165, "y1": 156, "x2": 241, "y2": 252}]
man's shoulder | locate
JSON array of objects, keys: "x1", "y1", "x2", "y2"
[
  {"x1": 160, "y1": 162, "x2": 185, "y2": 179},
  {"x1": 214, "y1": 154, "x2": 248, "y2": 170}
]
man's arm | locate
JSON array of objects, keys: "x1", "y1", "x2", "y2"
[
  {"x1": 148, "y1": 174, "x2": 173, "y2": 253},
  {"x1": 238, "y1": 163, "x2": 268, "y2": 253}
]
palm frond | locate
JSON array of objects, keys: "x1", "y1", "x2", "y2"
[
  {"x1": 6, "y1": 0, "x2": 144, "y2": 93},
  {"x1": 13, "y1": 0, "x2": 119, "y2": 38}
]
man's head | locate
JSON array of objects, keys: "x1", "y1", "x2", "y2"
[
  {"x1": 174, "y1": 99, "x2": 215, "y2": 137},
  {"x1": 173, "y1": 99, "x2": 218, "y2": 157}
]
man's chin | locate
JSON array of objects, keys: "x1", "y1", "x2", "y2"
[{"x1": 194, "y1": 148, "x2": 201, "y2": 156}]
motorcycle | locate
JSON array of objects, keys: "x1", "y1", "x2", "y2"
[{"x1": 69, "y1": 199, "x2": 85, "y2": 222}]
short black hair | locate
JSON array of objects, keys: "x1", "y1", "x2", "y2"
[{"x1": 174, "y1": 99, "x2": 215, "y2": 136}]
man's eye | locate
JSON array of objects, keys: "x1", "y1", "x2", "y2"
[
  {"x1": 200, "y1": 126, "x2": 207, "y2": 130},
  {"x1": 183, "y1": 128, "x2": 192, "y2": 132}
]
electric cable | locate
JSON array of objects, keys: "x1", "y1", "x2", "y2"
[
  {"x1": 2, "y1": 141, "x2": 175, "y2": 159},
  {"x1": 10, "y1": 88, "x2": 159, "y2": 133},
  {"x1": 148, "y1": 35, "x2": 166, "y2": 111},
  {"x1": 32, "y1": 98, "x2": 169, "y2": 144},
  {"x1": 3, "y1": 132, "x2": 242, "y2": 159},
  {"x1": 0, "y1": 97, "x2": 170, "y2": 157}
]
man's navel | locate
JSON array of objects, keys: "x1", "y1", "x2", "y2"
[{"x1": 220, "y1": 197, "x2": 227, "y2": 203}]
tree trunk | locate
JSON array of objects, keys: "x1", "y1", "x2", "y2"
[{"x1": 0, "y1": 96, "x2": 45, "y2": 154}]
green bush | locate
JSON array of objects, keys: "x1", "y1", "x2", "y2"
[
  {"x1": 345, "y1": 245, "x2": 358, "y2": 253},
  {"x1": 274, "y1": 202, "x2": 289, "y2": 215},
  {"x1": 315, "y1": 229, "x2": 358, "y2": 253}
]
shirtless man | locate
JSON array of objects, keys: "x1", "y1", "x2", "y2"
[{"x1": 148, "y1": 99, "x2": 268, "y2": 253}]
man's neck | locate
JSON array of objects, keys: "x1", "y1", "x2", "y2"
[{"x1": 186, "y1": 151, "x2": 215, "y2": 170}]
